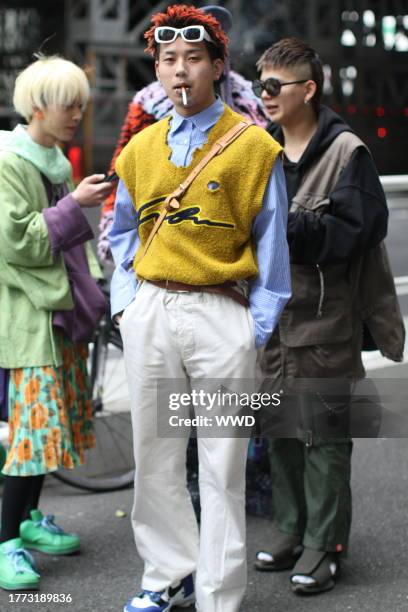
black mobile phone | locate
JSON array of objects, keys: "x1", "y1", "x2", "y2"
[{"x1": 102, "y1": 172, "x2": 119, "y2": 183}]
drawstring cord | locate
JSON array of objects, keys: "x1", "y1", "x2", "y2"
[{"x1": 316, "y1": 264, "x2": 325, "y2": 318}]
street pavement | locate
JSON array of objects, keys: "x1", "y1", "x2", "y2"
[{"x1": 2, "y1": 435, "x2": 408, "y2": 612}]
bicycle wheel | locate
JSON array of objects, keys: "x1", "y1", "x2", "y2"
[{"x1": 54, "y1": 315, "x2": 135, "y2": 492}]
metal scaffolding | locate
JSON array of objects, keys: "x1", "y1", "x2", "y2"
[
  {"x1": 0, "y1": 1, "x2": 407, "y2": 172},
  {"x1": 63, "y1": 0, "x2": 408, "y2": 173}
]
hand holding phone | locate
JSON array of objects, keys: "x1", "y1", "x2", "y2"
[
  {"x1": 102, "y1": 172, "x2": 119, "y2": 183},
  {"x1": 72, "y1": 174, "x2": 116, "y2": 208}
]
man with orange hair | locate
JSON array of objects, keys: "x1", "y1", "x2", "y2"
[
  {"x1": 109, "y1": 6, "x2": 291, "y2": 611},
  {"x1": 98, "y1": 4, "x2": 272, "y2": 524},
  {"x1": 98, "y1": 5, "x2": 267, "y2": 262}
]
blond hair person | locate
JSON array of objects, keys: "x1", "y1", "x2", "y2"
[{"x1": 0, "y1": 55, "x2": 114, "y2": 591}]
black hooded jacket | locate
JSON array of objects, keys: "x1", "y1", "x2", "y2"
[{"x1": 268, "y1": 106, "x2": 388, "y2": 264}]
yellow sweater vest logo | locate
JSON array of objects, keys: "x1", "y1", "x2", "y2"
[
  {"x1": 116, "y1": 104, "x2": 282, "y2": 285},
  {"x1": 139, "y1": 196, "x2": 235, "y2": 230}
]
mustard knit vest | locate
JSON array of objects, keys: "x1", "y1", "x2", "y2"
[{"x1": 116, "y1": 104, "x2": 282, "y2": 285}]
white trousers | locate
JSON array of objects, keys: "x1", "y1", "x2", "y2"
[{"x1": 120, "y1": 281, "x2": 257, "y2": 612}]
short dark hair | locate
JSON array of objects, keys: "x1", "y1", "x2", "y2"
[
  {"x1": 145, "y1": 4, "x2": 228, "y2": 62},
  {"x1": 257, "y1": 37, "x2": 324, "y2": 112}
]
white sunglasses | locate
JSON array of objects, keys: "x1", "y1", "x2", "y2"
[{"x1": 154, "y1": 25, "x2": 213, "y2": 44}]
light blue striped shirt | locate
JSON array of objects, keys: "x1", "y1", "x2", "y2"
[{"x1": 109, "y1": 97, "x2": 291, "y2": 347}]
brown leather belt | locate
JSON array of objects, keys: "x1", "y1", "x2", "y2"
[{"x1": 147, "y1": 280, "x2": 249, "y2": 308}]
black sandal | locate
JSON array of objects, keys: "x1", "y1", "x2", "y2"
[
  {"x1": 255, "y1": 531, "x2": 303, "y2": 571},
  {"x1": 290, "y1": 548, "x2": 339, "y2": 595}
]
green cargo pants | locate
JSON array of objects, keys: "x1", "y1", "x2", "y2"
[
  {"x1": 269, "y1": 437, "x2": 352, "y2": 553},
  {"x1": 261, "y1": 331, "x2": 360, "y2": 554}
]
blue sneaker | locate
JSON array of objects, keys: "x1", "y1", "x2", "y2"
[{"x1": 124, "y1": 574, "x2": 194, "y2": 611}]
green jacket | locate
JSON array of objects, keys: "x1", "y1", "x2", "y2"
[{"x1": 0, "y1": 150, "x2": 102, "y2": 368}]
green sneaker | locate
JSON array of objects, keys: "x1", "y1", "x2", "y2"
[
  {"x1": 20, "y1": 510, "x2": 80, "y2": 555},
  {"x1": 0, "y1": 537, "x2": 40, "y2": 591}
]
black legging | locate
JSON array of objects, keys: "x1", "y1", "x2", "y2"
[{"x1": 0, "y1": 475, "x2": 45, "y2": 543}]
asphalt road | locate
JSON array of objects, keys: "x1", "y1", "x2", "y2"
[{"x1": 1, "y1": 436, "x2": 408, "y2": 612}]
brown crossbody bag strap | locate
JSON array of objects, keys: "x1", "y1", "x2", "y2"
[{"x1": 140, "y1": 119, "x2": 253, "y2": 259}]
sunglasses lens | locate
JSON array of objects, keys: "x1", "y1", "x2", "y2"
[
  {"x1": 157, "y1": 28, "x2": 176, "y2": 42},
  {"x1": 183, "y1": 26, "x2": 202, "y2": 41},
  {"x1": 252, "y1": 79, "x2": 281, "y2": 97},
  {"x1": 252, "y1": 81, "x2": 263, "y2": 98},
  {"x1": 265, "y1": 79, "x2": 280, "y2": 97}
]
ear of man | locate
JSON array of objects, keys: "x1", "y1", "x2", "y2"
[
  {"x1": 33, "y1": 107, "x2": 44, "y2": 120},
  {"x1": 213, "y1": 58, "x2": 224, "y2": 81},
  {"x1": 304, "y1": 79, "x2": 317, "y2": 105}
]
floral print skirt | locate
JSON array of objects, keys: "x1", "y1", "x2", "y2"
[{"x1": 2, "y1": 336, "x2": 95, "y2": 476}]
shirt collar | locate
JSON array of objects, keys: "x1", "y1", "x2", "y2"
[{"x1": 169, "y1": 96, "x2": 224, "y2": 135}]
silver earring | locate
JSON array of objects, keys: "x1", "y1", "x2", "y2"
[{"x1": 304, "y1": 98, "x2": 309, "y2": 105}]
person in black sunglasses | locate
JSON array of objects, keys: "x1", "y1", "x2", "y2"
[{"x1": 252, "y1": 37, "x2": 404, "y2": 595}]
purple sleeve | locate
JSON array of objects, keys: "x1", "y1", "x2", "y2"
[
  {"x1": 43, "y1": 194, "x2": 94, "y2": 255},
  {"x1": 0, "y1": 368, "x2": 9, "y2": 420}
]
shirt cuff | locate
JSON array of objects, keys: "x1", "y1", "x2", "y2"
[
  {"x1": 109, "y1": 264, "x2": 138, "y2": 318},
  {"x1": 250, "y1": 284, "x2": 291, "y2": 348},
  {"x1": 43, "y1": 194, "x2": 94, "y2": 255}
]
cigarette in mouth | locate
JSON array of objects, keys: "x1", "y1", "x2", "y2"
[{"x1": 181, "y1": 87, "x2": 188, "y2": 106}]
